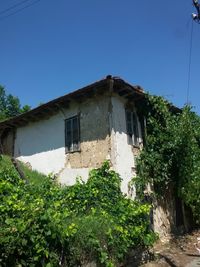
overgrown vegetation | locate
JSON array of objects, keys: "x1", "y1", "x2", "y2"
[
  {"x1": 0, "y1": 85, "x2": 30, "y2": 122},
  {"x1": 0, "y1": 157, "x2": 156, "y2": 267},
  {"x1": 135, "y1": 94, "x2": 200, "y2": 224},
  {"x1": 2, "y1": 92, "x2": 199, "y2": 265}
]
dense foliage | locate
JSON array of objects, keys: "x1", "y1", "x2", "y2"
[
  {"x1": 0, "y1": 157, "x2": 155, "y2": 267},
  {"x1": 0, "y1": 85, "x2": 30, "y2": 121},
  {"x1": 135, "y1": 95, "x2": 200, "y2": 223}
]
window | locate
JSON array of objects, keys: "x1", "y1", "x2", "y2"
[
  {"x1": 126, "y1": 110, "x2": 140, "y2": 146},
  {"x1": 65, "y1": 115, "x2": 80, "y2": 152}
]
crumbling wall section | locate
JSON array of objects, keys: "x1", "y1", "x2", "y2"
[
  {"x1": 65, "y1": 95, "x2": 111, "y2": 169},
  {"x1": 153, "y1": 188, "x2": 176, "y2": 240}
]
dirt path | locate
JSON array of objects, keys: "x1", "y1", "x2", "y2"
[{"x1": 141, "y1": 230, "x2": 200, "y2": 267}]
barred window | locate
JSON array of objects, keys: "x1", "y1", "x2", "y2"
[
  {"x1": 126, "y1": 110, "x2": 139, "y2": 146},
  {"x1": 65, "y1": 115, "x2": 80, "y2": 152}
]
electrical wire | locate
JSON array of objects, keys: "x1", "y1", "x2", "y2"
[
  {"x1": 0, "y1": 0, "x2": 41, "y2": 21},
  {"x1": 187, "y1": 20, "x2": 194, "y2": 104},
  {"x1": 0, "y1": 0, "x2": 32, "y2": 15}
]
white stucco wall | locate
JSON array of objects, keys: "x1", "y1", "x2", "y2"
[
  {"x1": 14, "y1": 96, "x2": 110, "y2": 185},
  {"x1": 14, "y1": 112, "x2": 66, "y2": 175},
  {"x1": 59, "y1": 168, "x2": 89, "y2": 185},
  {"x1": 110, "y1": 95, "x2": 137, "y2": 197},
  {"x1": 14, "y1": 102, "x2": 87, "y2": 177},
  {"x1": 14, "y1": 94, "x2": 139, "y2": 197}
]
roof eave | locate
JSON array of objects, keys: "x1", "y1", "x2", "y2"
[{"x1": 0, "y1": 77, "x2": 145, "y2": 130}]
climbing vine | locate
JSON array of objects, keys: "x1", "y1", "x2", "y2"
[{"x1": 135, "y1": 94, "x2": 200, "y2": 223}]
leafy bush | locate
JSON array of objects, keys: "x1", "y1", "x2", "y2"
[{"x1": 0, "y1": 158, "x2": 155, "y2": 267}]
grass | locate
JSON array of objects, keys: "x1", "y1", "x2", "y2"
[
  {"x1": 0, "y1": 154, "x2": 48, "y2": 186},
  {"x1": 19, "y1": 161, "x2": 48, "y2": 186},
  {"x1": 0, "y1": 155, "x2": 13, "y2": 169}
]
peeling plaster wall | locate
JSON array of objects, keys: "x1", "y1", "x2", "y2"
[
  {"x1": 14, "y1": 93, "x2": 138, "y2": 196},
  {"x1": 110, "y1": 95, "x2": 137, "y2": 196},
  {"x1": 64, "y1": 96, "x2": 111, "y2": 170},
  {"x1": 14, "y1": 95, "x2": 111, "y2": 185}
]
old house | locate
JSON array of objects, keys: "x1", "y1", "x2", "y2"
[{"x1": 0, "y1": 76, "x2": 177, "y2": 237}]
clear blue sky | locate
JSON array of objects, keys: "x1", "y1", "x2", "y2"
[{"x1": 0, "y1": 0, "x2": 200, "y2": 113}]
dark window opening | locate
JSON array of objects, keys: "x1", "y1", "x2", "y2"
[
  {"x1": 126, "y1": 110, "x2": 139, "y2": 146},
  {"x1": 65, "y1": 115, "x2": 80, "y2": 153}
]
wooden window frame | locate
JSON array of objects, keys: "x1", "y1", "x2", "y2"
[
  {"x1": 65, "y1": 115, "x2": 80, "y2": 153},
  {"x1": 125, "y1": 110, "x2": 140, "y2": 147}
]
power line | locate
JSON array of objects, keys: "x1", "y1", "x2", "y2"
[
  {"x1": 0, "y1": 0, "x2": 41, "y2": 21},
  {"x1": 0, "y1": 0, "x2": 32, "y2": 15}
]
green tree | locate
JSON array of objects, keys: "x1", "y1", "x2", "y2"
[
  {"x1": 135, "y1": 94, "x2": 200, "y2": 224},
  {"x1": 0, "y1": 85, "x2": 31, "y2": 122}
]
